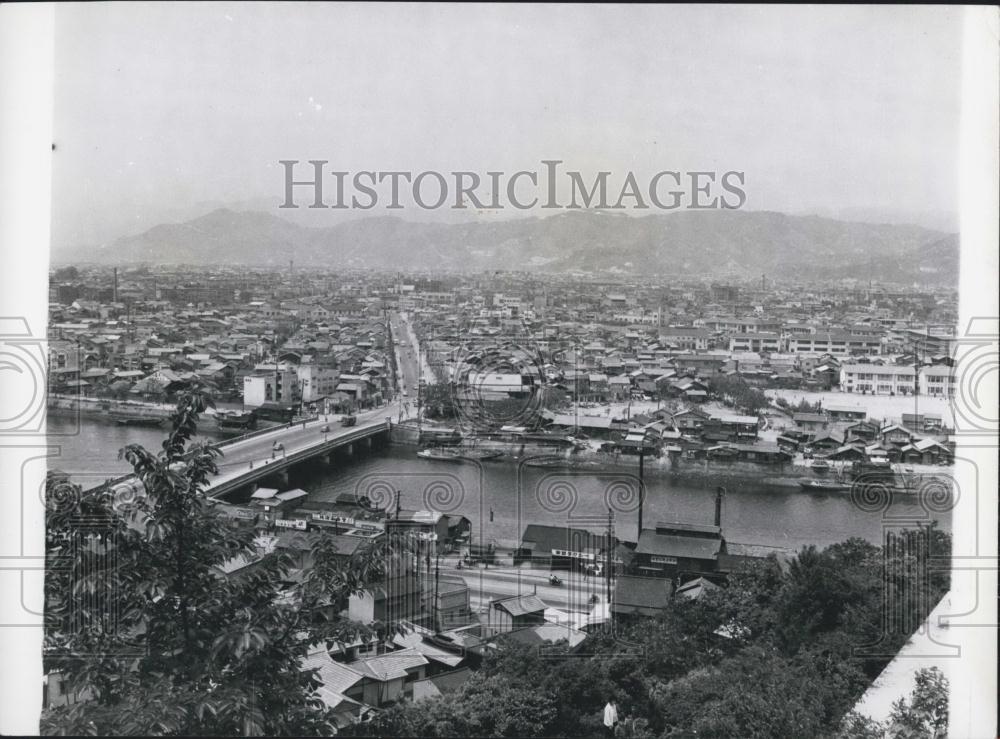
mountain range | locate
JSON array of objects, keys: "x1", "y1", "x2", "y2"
[{"x1": 75, "y1": 208, "x2": 959, "y2": 286}]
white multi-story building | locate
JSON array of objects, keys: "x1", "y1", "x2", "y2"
[
  {"x1": 790, "y1": 332, "x2": 882, "y2": 357},
  {"x1": 297, "y1": 364, "x2": 339, "y2": 402},
  {"x1": 918, "y1": 365, "x2": 957, "y2": 398},
  {"x1": 244, "y1": 369, "x2": 299, "y2": 406},
  {"x1": 839, "y1": 364, "x2": 915, "y2": 395},
  {"x1": 659, "y1": 327, "x2": 710, "y2": 351},
  {"x1": 729, "y1": 332, "x2": 783, "y2": 353}
]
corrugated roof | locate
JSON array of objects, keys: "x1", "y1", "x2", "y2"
[
  {"x1": 503, "y1": 624, "x2": 587, "y2": 648},
  {"x1": 613, "y1": 575, "x2": 672, "y2": 609},
  {"x1": 519, "y1": 524, "x2": 612, "y2": 555},
  {"x1": 301, "y1": 648, "x2": 364, "y2": 695},
  {"x1": 637, "y1": 530, "x2": 722, "y2": 560},
  {"x1": 493, "y1": 594, "x2": 547, "y2": 617},
  {"x1": 352, "y1": 648, "x2": 428, "y2": 681},
  {"x1": 392, "y1": 632, "x2": 464, "y2": 667}
]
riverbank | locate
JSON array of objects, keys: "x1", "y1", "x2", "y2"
[{"x1": 391, "y1": 432, "x2": 953, "y2": 492}]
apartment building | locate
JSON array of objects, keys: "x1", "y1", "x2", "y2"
[
  {"x1": 244, "y1": 368, "x2": 299, "y2": 406},
  {"x1": 297, "y1": 364, "x2": 340, "y2": 402}
]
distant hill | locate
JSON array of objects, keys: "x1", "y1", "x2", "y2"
[{"x1": 82, "y1": 208, "x2": 959, "y2": 285}]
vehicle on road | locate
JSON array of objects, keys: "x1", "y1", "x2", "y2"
[
  {"x1": 341, "y1": 415, "x2": 357, "y2": 427},
  {"x1": 320, "y1": 425, "x2": 331, "y2": 433},
  {"x1": 548, "y1": 575, "x2": 562, "y2": 587}
]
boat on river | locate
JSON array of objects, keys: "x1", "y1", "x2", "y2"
[
  {"x1": 521, "y1": 455, "x2": 572, "y2": 468},
  {"x1": 418, "y1": 447, "x2": 504, "y2": 462},
  {"x1": 417, "y1": 447, "x2": 465, "y2": 462},
  {"x1": 113, "y1": 414, "x2": 165, "y2": 427},
  {"x1": 798, "y1": 479, "x2": 853, "y2": 492},
  {"x1": 458, "y1": 448, "x2": 503, "y2": 461},
  {"x1": 215, "y1": 410, "x2": 257, "y2": 436}
]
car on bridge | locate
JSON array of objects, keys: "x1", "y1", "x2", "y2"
[{"x1": 341, "y1": 415, "x2": 357, "y2": 427}]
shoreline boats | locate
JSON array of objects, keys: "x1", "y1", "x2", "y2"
[
  {"x1": 798, "y1": 479, "x2": 853, "y2": 492},
  {"x1": 215, "y1": 409, "x2": 257, "y2": 436},
  {"x1": 521, "y1": 455, "x2": 571, "y2": 468},
  {"x1": 113, "y1": 415, "x2": 165, "y2": 427},
  {"x1": 417, "y1": 447, "x2": 504, "y2": 462}
]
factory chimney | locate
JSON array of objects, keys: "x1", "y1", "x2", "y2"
[{"x1": 113, "y1": 267, "x2": 119, "y2": 303}]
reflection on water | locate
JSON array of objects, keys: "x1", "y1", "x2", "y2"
[{"x1": 49, "y1": 417, "x2": 951, "y2": 551}]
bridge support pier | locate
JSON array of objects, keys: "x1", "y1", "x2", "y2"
[
  {"x1": 364, "y1": 437, "x2": 372, "y2": 449},
  {"x1": 345, "y1": 443, "x2": 354, "y2": 457}
]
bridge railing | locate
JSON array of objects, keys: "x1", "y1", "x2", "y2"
[
  {"x1": 216, "y1": 416, "x2": 320, "y2": 449},
  {"x1": 205, "y1": 419, "x2": 393, "y2": 497},
  {"x1": 88, "y1": 417, "x2": 391, "y2": 494}
]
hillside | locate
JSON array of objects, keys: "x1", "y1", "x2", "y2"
[{"x1": 84, "y1": 208, "x2": 958, "y2": 285}]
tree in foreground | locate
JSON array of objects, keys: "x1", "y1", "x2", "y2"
[
  {"x1": 43, "y1": 389, "x2": 400, "y2": 736},
  {"x1": 840, "y1": 667, "x2": 948, "y2": 738},
  {"x1": 351, "y1": 531, "x2": 949, "y2": 739}
]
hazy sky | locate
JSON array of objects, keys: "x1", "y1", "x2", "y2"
[{"x1": 51, "y1": 3, "x2": 964, "y2": 251}]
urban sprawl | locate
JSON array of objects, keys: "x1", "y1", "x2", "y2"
[{"x1": 44, "y1": 264, "x2": 958, "y2": 724}]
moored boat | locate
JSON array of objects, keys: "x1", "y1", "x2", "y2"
[
  {"x1": 798, "y1": 479, "x2": 852, "y2": 492},
  {"x1": 521, "y1": 456, "x2": 571, "y2": 468},
  {"x1": 458, "y1": 448, "x2": 503, "y2": 461},
  {"x1": 113, "y1": 415, "x2": 165, "y2": 427},
  {"x1": 417, "y1": 448, "x2": 465, "y2": 462},
  {"x1": 215, "y1": 410, "x2": 257, "y2": 436}
]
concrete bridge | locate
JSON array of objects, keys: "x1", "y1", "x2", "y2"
[
  {"x1": 205, "y1": 414, "x2": 393, "y2": 500},
  {"x1": 97, "y1": 403, "x2": 399, "y2": 501}
]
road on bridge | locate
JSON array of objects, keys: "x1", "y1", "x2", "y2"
[{"x1": 205, "y1": 402, "x2": 399, "y2": 493}]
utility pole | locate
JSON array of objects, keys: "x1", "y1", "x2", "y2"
[
  {"x1": 433, "y1": 552, "x2": 441, "y2": 633},
  {"x1": 605, "y1": 507, "x2": 614, "y2": 607},
  {"x1": 574, "y1": 343, "x2": 579, "y2": 435},
  {"x1": 637, "y1": 447, "x2": 645, "y2": 537}
]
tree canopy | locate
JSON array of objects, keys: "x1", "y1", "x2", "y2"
[
  {"x1": 349, "y1": 530, "x2": 950, "y2": 739},
  {"x1": 43, "y1": 389, "x2": 403, "y2": 735}
]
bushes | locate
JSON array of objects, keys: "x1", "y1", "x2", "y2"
[
  {"x1": 361, "y1": 528, "x2": 951, "y2": 738},
  {"x1": 707, "y1": 374, "x2": 770, "y2": 414}
]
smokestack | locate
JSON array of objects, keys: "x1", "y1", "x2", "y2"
[
  {"x1": 714, "y1": 486, "x2": 725, "y2": 528},
  {"x1": 113, "y1": 267, "x2": 118, "y2": 303}
]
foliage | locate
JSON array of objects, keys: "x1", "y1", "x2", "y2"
[
  {"x1": 358, "y1": 671, "x2": 559, "y2": 738},
  {"x1": 887, "y1": 667, "x2": 949, "y2": 738},
  {"x1": 54, "y1": 265, "x2": 80, "y2": 281},
  {"x1": 839, "y1": 667, "x2": 949, "y2": 739},
  {"x1": 794, "y1": 397, "x2": 824, "y2": 413},
  {"x1": 421, "y1": 383, "x2": 457, "y2": 419},
  {"x1": 365, "y1": 529, "x2": 950, "y2": 739},
  {"x1": 42, "y1": 388, "x2": 402, "y2": 736},
  {"x1": 706, "y1": 374, "x2": 770, "y2": 414}
]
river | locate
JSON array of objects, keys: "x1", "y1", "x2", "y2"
[{"x1": 48, "y1": 417, "x2": 952, "y2": 552}]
